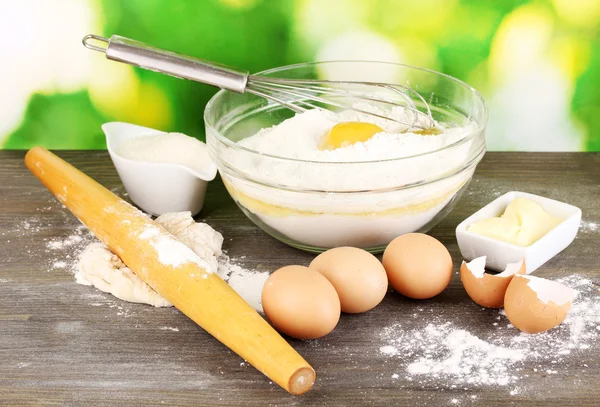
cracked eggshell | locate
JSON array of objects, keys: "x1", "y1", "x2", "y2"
[
  {"x1": 460, "y1": 256, "x2": 526, "y2": 308},
  {"x1": 504, "y1": 274, "x2": 576, "y2": 334}
]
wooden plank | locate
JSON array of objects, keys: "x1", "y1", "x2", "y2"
[{"x1": 0, "y1": 151, "x2": 599, "y2": 406}]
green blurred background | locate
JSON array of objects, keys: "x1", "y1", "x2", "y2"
[{"x1": 2, "y1": 0, "x2": 599, "y2": 151}]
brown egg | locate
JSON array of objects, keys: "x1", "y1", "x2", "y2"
[
  {"x1": 261, "y1": 265, "x2": 341, "y2": 339},
  {"x1": 382, "y1": 233, "x2": 452, "y2": 299},
  {"x1": 460, "y1": 256, "x2": 526, "y2": 308},
  {"x1": 504, "y1": 274, "x2": 576, "y2": 334},
  {"x1": 309, "y1": 247, "x2": 388, "y2": 313}
]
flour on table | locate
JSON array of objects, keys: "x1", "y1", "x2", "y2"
[
  {"x1": 217, "y1": 254, "x2": 270, "y2": 313},
  {"x1": 159, "y1": 326, "x2": 180, "y2": 332},
  {"x1": 74, "y1": 211, "x2": 269, "y2": 312},
  {"x1": 579, "y1": 220, "x2": 598, "y2": 234},
  {"x1": 48, "y1": 234, "x2": 83, "y2": 250},
  {"x1": 378, "y1": 274, "x2": 600, "y2": 396}
]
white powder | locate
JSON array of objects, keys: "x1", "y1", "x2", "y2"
[
  {"x1": 399, "y1": 324, "x2": 524, "y2": 385},
  {"x1": 8, "y1": 218, "x2": 44, "y2": 235},
  {"x1": 217, "y1": 253, "x2": 270, "y2": 313},
  {"x1": 153, "y1": 235, "x2": 211, "y2": 271},
  {"x1": 154, "y1": 211, "x2": 223, "y2": 272},
  {"x1": 47, "y1": 241, "x2": 64, "y2": 250},
  {"x1": 580, "y1": 220, "x2": 598, "y2": 234},
  {"x1": 45, "y1": 225, "x2": 97, "y2": 273},
  {"x1": 234, "y1": 106, "x2": 477, "y2": 192},
  {"x1": 239, "y1": 107, "x2": 474, "y2": 163},
  {"x1": 138, "y1": 227, "x2": 160, "y2": 240},
  {"x1": 47, "y1": 234, "x2": 83, "y2": 250},
  {"x1": 136, "y1": 224, "x2": 215, "y2": 272},
  {"x1": 222, "y1": 106, "x2": 481, "y2": 248},
  {"x1": 117, "y1": 132, "x2": 214, "y2": 176},
  {"x1": 379, "y1": 345, "x2": 399, "y2": 356},
  {"x1": 379, "y1": 274, "x2": 600, "y2": 395},
  {"x1": 159, "y1": 326, "x2": 180, "y2": 332}
]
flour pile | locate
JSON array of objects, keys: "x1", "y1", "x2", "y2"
[
  {"x1": 239, "y1": 106, "x2": 474, "y2": 163},
  {"x1": 217, "y1": 255, "x2": 269, "y2": 313},
  {"x1": 379, "y1": 275, "x2": 600, "y2": 392},
  {"x1": 233, "y1": 107, "x2": 477, "y2": 192}
]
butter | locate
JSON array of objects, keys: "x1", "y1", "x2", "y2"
[{"x1": 467, "y1": 197, "x2": 562, "y2": 246}]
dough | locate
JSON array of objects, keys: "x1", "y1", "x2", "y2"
[
  {"x1": 76, "y1": 212, "x2": 224, "y2": 307},
  {"x1": 76, "y1": 243, "x2": 172, "y2": 307}
]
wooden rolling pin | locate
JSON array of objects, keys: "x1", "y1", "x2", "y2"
[{"x1": 25, "y1": 147, "x2": 315, "y2": 395}]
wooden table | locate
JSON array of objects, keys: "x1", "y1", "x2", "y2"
[{"x1": 1, "y1": 151, "x2": 599, "y2": 406}]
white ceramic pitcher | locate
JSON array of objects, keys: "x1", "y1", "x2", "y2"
[{"x1": 102, "y1": 122, "x2": 217, "y2": 216}]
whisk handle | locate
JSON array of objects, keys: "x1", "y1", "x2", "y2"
[{"x1": 83, "y1": 34, "x2": 248, "y2": 93}]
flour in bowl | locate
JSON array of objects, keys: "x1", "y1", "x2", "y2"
[
  {"x1": 217, "y1": 105, "x2": 483, "y2": 249},
  {"x1": 232, "y1": 105, "x2": 479, "y2": 192},
  {"x1": 239, "y1": 106, "x2": 474, "y2": 163}
]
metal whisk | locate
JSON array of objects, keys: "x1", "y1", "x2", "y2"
[{"x1": 83, "y1": 34, "x2": 436, "y2": 130}]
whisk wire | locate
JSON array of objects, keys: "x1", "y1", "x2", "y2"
[
  {"x1": 248, "y1": 77, "x2": 434, "y2": 129},
  {"x1": 250, "y1": 80, "x2": 416, "y2": 111},
  {"x1": 244, "y1": 87, "x2": 308, "y2": 114},
  {"x1": 378, "y1": 83, "x2": 434, "y2": 120}
]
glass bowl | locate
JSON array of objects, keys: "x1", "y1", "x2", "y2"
[{"x1": 204, "y1": 61, "x2": 487, "y2": 253}]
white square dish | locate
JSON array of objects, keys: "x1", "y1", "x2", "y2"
[{"x1": 455, "y1": 191, "x2": 582, "y2": 274}]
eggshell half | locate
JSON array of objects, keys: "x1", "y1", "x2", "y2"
[
  {"x1": 460, "y1": 256, "x2": 526, "y2": 308},
  {"x1": 504, "y1": 274, "x2": 576, "y2": 334}
]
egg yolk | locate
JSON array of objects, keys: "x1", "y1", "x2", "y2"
[{"x1": 319, "y1": 121, "x2": 383, "y2": 151}]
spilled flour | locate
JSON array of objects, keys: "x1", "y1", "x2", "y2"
[
  {"x1": 46, "y1": 224, "x2": 96, "y2": 272},
  {"x1": 378, "y1": 275, "x2": 600, "y2": 394},
  {"x1": 579, "y1": 220, "x2": 598, "y2": 234},
  {"x1": 47, "y1": 234, "x2": 83, "y2": 250},
  {"x1": 217, "y1": 254, "x2": 269, "y2": 313}
]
